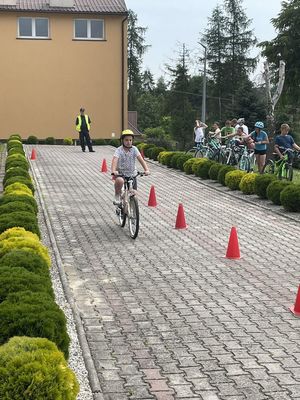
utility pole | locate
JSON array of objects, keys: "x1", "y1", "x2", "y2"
[{"x1": 199, "y1": 42, "x2": 207, "y2": 124}]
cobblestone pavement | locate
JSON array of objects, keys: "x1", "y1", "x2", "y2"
[{"x1": 29, "y1": 145, "x2": 300, "y2": 400}]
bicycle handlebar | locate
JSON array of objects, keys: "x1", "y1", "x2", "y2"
[{"x1": 111, "y1": 171, "x2": 147, "y2": 178}]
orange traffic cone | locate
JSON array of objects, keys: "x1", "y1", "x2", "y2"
[
  {"x1": 140, "y1": 148, "x2": 145, "y2": 159},
  {"x1": 290, "y1": 285, "x2": 300, "y2": 316},
  {"x1": 101, "y1": 159, "x2": 108, "y2": 173},
  {"x1": 148, "y1": 185, "x2": 157, "y2": 207},
  {"x1": 30, "y1": 148, "x2": 37, "y2": 160},
  {"x1": 175, "y1": 203, "x2": 187, "y2": 229},
  {"x1": 225, "y1": 227, "x2": 241, "y2": 259}
]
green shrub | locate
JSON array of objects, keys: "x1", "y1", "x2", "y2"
[
  {"x1": 158, "y1": 151, "x2": 173, "y2": 165},
  {"x1": 0, "y1": 211, "x2": 40, "y2": 237},
  {"x1": 0, "y1": 201, "x2": 36, "y2": 216},
  {"x1": 0, "y1": 194, "x2": 38, "y2": 213},
  {"x1": 254, "y1": 174, "x2": 277, "y2": 199},
  {"x1": 4, "y1": 176, "x2": 35, "y2": 194},
  {"x1": 192, "y1": 158, "x2": 208, "y2": 175},
  {"x1": 5, "y1": 159, "x2": 29, "y2": 172},
  {"x1": 0, "y1": 267, "x2": 53, "y2": 302},
  {"x1": 108, "y1": 139, "x2": 119, "y2": 147},
  {"x1": 6, "y1": 153, "x2": 27, "y2": 162},
  {"x1": 63, "y1": 137, "x2": 73, "y2": 145},
  {"x1": 170, "y1": 152, "x2": 184, "y2": 169},
  {"x1": 0, "y1": 291, "x2": 70, "y2": 359},
  {"x1": 217, "y1": 165, "x2": 236, "y2": 185},
  {"x1": 266, "y1": 180, "x2": 292, "y2": 205},
  {"x1": 0, "y1": 336, "x2": 79, "y2": 400},
  {"x1": 196, "y1": 159, "x2": 216, "y2": 179},
  {"x1": 7, "y1": 148, "x2": 25, "y2": 157},
  {"x1": 239, "y1": 173, "x2": 259, "y2": 194},
  {"x1": 0, "y1": 235, "x2": 50, "y2": 266},
  {"x1": 148, "y1": 146, "x2": 166, "y2": 161},
  {"x1": 176, "y1": 153, "x2": 194, "y2": 171},
  {"x1": 4, "y1": 167, "x2": 30, "y2": 182},
  {"x1": 0, "y1": 249, "x2": 49, "y2": 277},
  {"x1": 136, "y1": 142, "x2": 147, "y2": 151},
  {"x1": 225, "y1": 170, "x2": 247, "y2": 190},
  {"x1": 280, "y1": 184, "x2": 300, "y2": 212},
  {"x1": 4, "y1": 182, "x2": 33, "y2": 196},
  {"x1": 27, "y1": 135, "x2": 38, "y2": 144},
  {"x1": 183, "y1": 158, "x2": 197, "y2": 174},
  {"x1": 143, "y1": 143, "x2": 156, "y2": 158},
  {"x1": 7, "y1": 140, "x2": 23, "y2": 151},
  {"x1": 209, "y1": 163, "x2": 224, "y2": 181},
  {"x1": 8, "y1": 134, "x2": 22, "y2": 141},
  {"x1": 0, "y1": 227, "x2": 40, "y2": 241},
  {"x1": 45, "y1": 137, "x2": 55, "y2": 145}
]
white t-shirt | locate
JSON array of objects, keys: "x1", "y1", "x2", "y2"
[
  {"x1": 114, "y1": 145, "x2": 141, "y2": 176},
  {"x1": 194, "y1": 127, "x2": 204, "y2": 143},
  {"x1": 235, "y1": 124, "x2": 249, "y2": 135}
]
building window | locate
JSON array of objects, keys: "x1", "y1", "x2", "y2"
[
  {"x1": 18, "y1": 17, "x2": 49, "y2": 38},
  {"x1": 74, "y1": 19, "x2": 104, "y2": 40}
]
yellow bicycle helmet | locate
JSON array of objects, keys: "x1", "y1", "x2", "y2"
[{"x1": 121, "y1": 129, "x2": 134, "y2": 138}]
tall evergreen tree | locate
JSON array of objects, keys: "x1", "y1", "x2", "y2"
[{"x1": 127, "y1": 10, "x2": 149, "y2": 110}]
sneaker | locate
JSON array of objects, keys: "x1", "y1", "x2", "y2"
[
  {"x1": 89, "y1": 150, "x2": 95, "y2": 152},
  {"x1": 113, "y1": 200, "x2": 122, "y2": 207}
]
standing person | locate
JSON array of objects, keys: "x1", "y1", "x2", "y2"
[
  {"x1": 208, "y1": 122, "x2": 221, "y2": 143},
  {"x1": 250, "y1": 121, "x2": 269, "y2": 174},
  {"x1": 194, "y1": 120, "x2": 207, "y2": 146},
  {"x1": 274, "y1": 123, "x2": 300, "y2": 162},
  {"x1": 221, "y1": 120, "x2": 235, "y2": 144},
  {"x1": 75, "y1": 107, "x2": 95, "y2": 152},
  {"x1": 111, "y1": 130, "x2": 150, "y2": 205},
  {"x1": 236, "y1": 118, "x2": 249, "y2": 134}
]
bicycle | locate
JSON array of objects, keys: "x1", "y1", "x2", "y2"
[
  {"x1": 185, "y1": 140, "x2": 208, "y2": 158},
  {"x1": 263, "y1": 149, "x2": 299, "y2": 181},
  {"x1": 224, "y1": 141, "x2": 244, "y2": 166},
  {"x1": 113, "y1": 172, "x2": 145, "y2": 239},
  {"x1": 238, "y1": 146, "x2": 256, "y2": 172}
]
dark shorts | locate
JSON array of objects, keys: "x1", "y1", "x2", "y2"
[{"x1": 254, "y1": 149, "x2": 266, "y2": 155}]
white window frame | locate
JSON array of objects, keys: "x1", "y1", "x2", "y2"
[
  {"x1": 74, "y1": 19, "x2": 104, "y2": 40},
  {"x1": 18, "y1": 17, "x2": 49, "y2": 39}
]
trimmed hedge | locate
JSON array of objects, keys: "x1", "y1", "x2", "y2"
[
  {"x1": 196, "y1": 159, "x2": 216, "y2": 179},
  {"x1": 4, "y1": 182, "x2": 33, "y2": 197},
  {"x1": 45, "y1": 137, "x2": 55, "y2": 145},
  {"x1": 239, "y1": 173, "x2": 259, "y2": 194},
  {"x1": 158, "y1": 151, "x2": 174, "y2": 165},
  {"x1": 254, "y1": 174, "x2": 277, "y2": 199},
  {"x1": 148, "y1": 146, "x2": 166, "y2": 161},
  {"x1": 225, "y1": 170, "x2": 247, "y2": 190},
  {"x1": 0, "y1": 211, "x2": 40, "y2": 237},
  {"x1": 0, "y1": 227, "x2": 39, "y2": 241},
  {"x1": 27, "y1": 135, "x2": 38, "y2": 144},
  {"x1": 0, "y1": 193, "x2": 38, "y2": 213},
  {"x1": 143, "y1": 144, "x2": 156, "y2": 158},
  {"x1": 0, "y1": 236, "x2": 50, "y2": 267},
  {"x1": 0, "y1": 337, "x2": 79, "y2": 400},
  {"x1": 5, "y1": 159, "x2": 29, "y2": 171},
  {"x1": 7, "y1": 148, "x2": 25, "y2": 157},
  {"x1": 217, "y1": 165, "x2": 236, "y2": 185},
  {"x1": 176, "y1": 153, "x2": 194, "y2": 171},
  {"x1": 0, "y1": 200, "x2": 36, "y2": 216},
  {"x1": 170, "y1": 152, "x2": 184, "y2": 169},
  {"x1": 4, "y1": 166, "x2": 30, "y2": 182},
  {"x1": 209, "y1": 163, "x2": 224, "y2": 181},
  {"x1": 0, "y1": 266, "x2": 53, "y2": 302},
  {"x1": 280, "y1": 184, "x2": 300, "y2": 212},
  {"x1": 183, "y1": 158, "x2": 197, "y2": 174},
  {"x1": 8, "y1": 134, "x2": 22, "y2": 141},
  {"x1": 266, "y1": 180, "x2": 292, "y2": 205},
  {"x1": 0, "y1": 249, "x2": 50, "y2": 277},
  {"x1": 192, "y1": 158, "x2": 208, "y2": 175},
  {"x1": 4, "y1": 176, "x2": 35, "y2": 194},
  {"x1": 0, "y1": 291, "x2": 70, "y2": 359}
]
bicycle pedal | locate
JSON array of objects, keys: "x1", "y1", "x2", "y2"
[{"x1": 113, "y1": 200, "x2": 122, "y2": 207}]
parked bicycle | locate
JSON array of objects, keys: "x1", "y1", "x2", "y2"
[
  {"x1": 185, "y1": 140, "x2": 208, "y2": 158},
  {"x1": 224, "y1": 141, "x2": 244, "y2": 166},
  {"x1": 263, "y1": 149, "x2": 300, "y2": 181},
  {"x1": 238, "y1": 146, "x2": 256, "y2": 172},
  {"x1": 113, "y1": 172, "x2": 145, "y2": 239}
]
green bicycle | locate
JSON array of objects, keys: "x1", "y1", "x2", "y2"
[{"x1": 263, "y1": 150, "x2": 299, "y2": 181}]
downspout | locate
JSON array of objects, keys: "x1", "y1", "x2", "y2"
[{"x1": 122, "y1": 14, "x2": 128, "y2": 131}]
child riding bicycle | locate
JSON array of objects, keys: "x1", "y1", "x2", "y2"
[
  {"x1": 111, "y1": 130, "x2": 150, "y2": 205},
  {"x1": 274, "y1": 123, "x2": 300, "y2": 163}
]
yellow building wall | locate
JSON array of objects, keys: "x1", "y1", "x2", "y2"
[{"x1": 0, "y1": 12, "x2": 127, "y2": 139}]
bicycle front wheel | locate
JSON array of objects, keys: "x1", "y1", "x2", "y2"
[
  {"x1": 128, "y1": 196, "x2": 139, "y2": 239},
  {"x1": 279, "y1": 162, "x2": 293, "y2": 181},
  {"x1": 238, "y1": 155, "x2": 250, "y2": 172},
  {"x1": 186, "y1": 148, "x2": 197, "y2": 157},
  {"x1": 263, "y1": 159, "x2": 275, "y2": 175}
]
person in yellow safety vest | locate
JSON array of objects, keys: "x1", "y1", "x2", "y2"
[{"x1": 75, "y1": 107, "x2": 95, "y2": 152}]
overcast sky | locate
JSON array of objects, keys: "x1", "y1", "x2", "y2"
[{"x1": 125, "y1": 0, "x2": 284, "y2": 82}]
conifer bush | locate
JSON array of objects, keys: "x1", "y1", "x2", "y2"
[
  {"x1": 4, "y1": 182, "x2": 32, "y2": 196},
  {"x1": 0, "y1": 193, "x2": 38, "y2": 213},
  {"x1": 6, "y1": 153, "x2": 27, "y2": 163},
  {"x1": 0, "y1": 211, "x2": 40, "y2": 237},
  {"x1": 4, "y1": 176, "x2": 35, "y2": 194},
  {"x1": 170, "y1": 152, "x2": 184, "y2": 169},
  {"x1": 217, "y1": 165, "x2": 236, "y2": 185},
  {"x1": 45, "y1": 137, "x2": 55, "y2": 145},
  {"x1": 7, "y1": 147, "x2": 25, "y2": 157},
  {"x1": 27, "y1": 135, "x2": 38, "y2": 144},
  {"x1": 0, "y1": 227, "x2": 39, "y2": 242},
  {"x1": 266, "y1": 180, "x2": 292, "y2": 205},
  {"x1": 0, "y1": 249, "x2": 50, "y2": 277},
  {"x1": 280, "y1": 184, "x2": 300, "y2": 212},
  {"x1": 0, "y1": 291, "x2": 70, "y2": 358},
  {"x1": 239, "y1": 173, "x2": 259, "y2": 194},
  {"x1": 196, "y1": 159, "x2": 216, "y2": 179},
  {"x1": 0, "y1": 236, "x2": 50, "y2": 267},
  {"x1": 0, "y1": 200, "x2": 36, "y2": 216},
  {"x1": 6, "y1": 140, "x2": 23, "y2": 152},
  {"x1": 177, "y1": 153, "x2": 194, "y2": 171},
  {"x1": 191, "y1": 158, "x2": 208, "y2": 175},
  {"x1": 0, "y1": 337, "x2": 79, "y2": 400},
  {"x1": 63, "y1": 137, "x2": 73, "y2": 145},
  {"x1": 5, "y1": 159, "x2": 29, "y2": 172},
  {"x1": 143, "y1": 144, "x2": 156, "y2": 158},
  {"x1": 4, "y1": 167, "x2": 30, "y2": 182},
  {"x1": 225, "y1": 170, "x2": 247, "y2": 190},
  {"x1": 254, "y1": 174, "x2": 277, "y2": 199},
  {"x1": 0, "y1": 266, "x2": 53, "y2": 303},
  {"x1": 148, "y1": 146, "x2": 166, "y2": 161},
  {"x1": 159, "y1": 151, "x2": 174, "y2": 165},
  {"x1": 208, "y1": 163, "x2": 224, "y2": 181},
  {"x1": 8, "y1": 134, "x2": 22, "y2": 141},
  {"x1": 183, "y1": 158, "x2": 197, "y2": 174}
]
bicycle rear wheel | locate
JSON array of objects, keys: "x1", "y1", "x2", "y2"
[
  {"x1": 128, "y1": 196, "x2": 139, "y2": 239},
  {"x1": 263, "y1": 159, "x2": 275, "y2": 175},
  {"x1": 238, "y1": 155, "x2": 250, "y2": 172},
  {"x1": 279, "y1": 162, "x2": 293, "y2": 181},
  {"x1": 186, "y1": 148, "x2": 197, "y2": 157}
]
